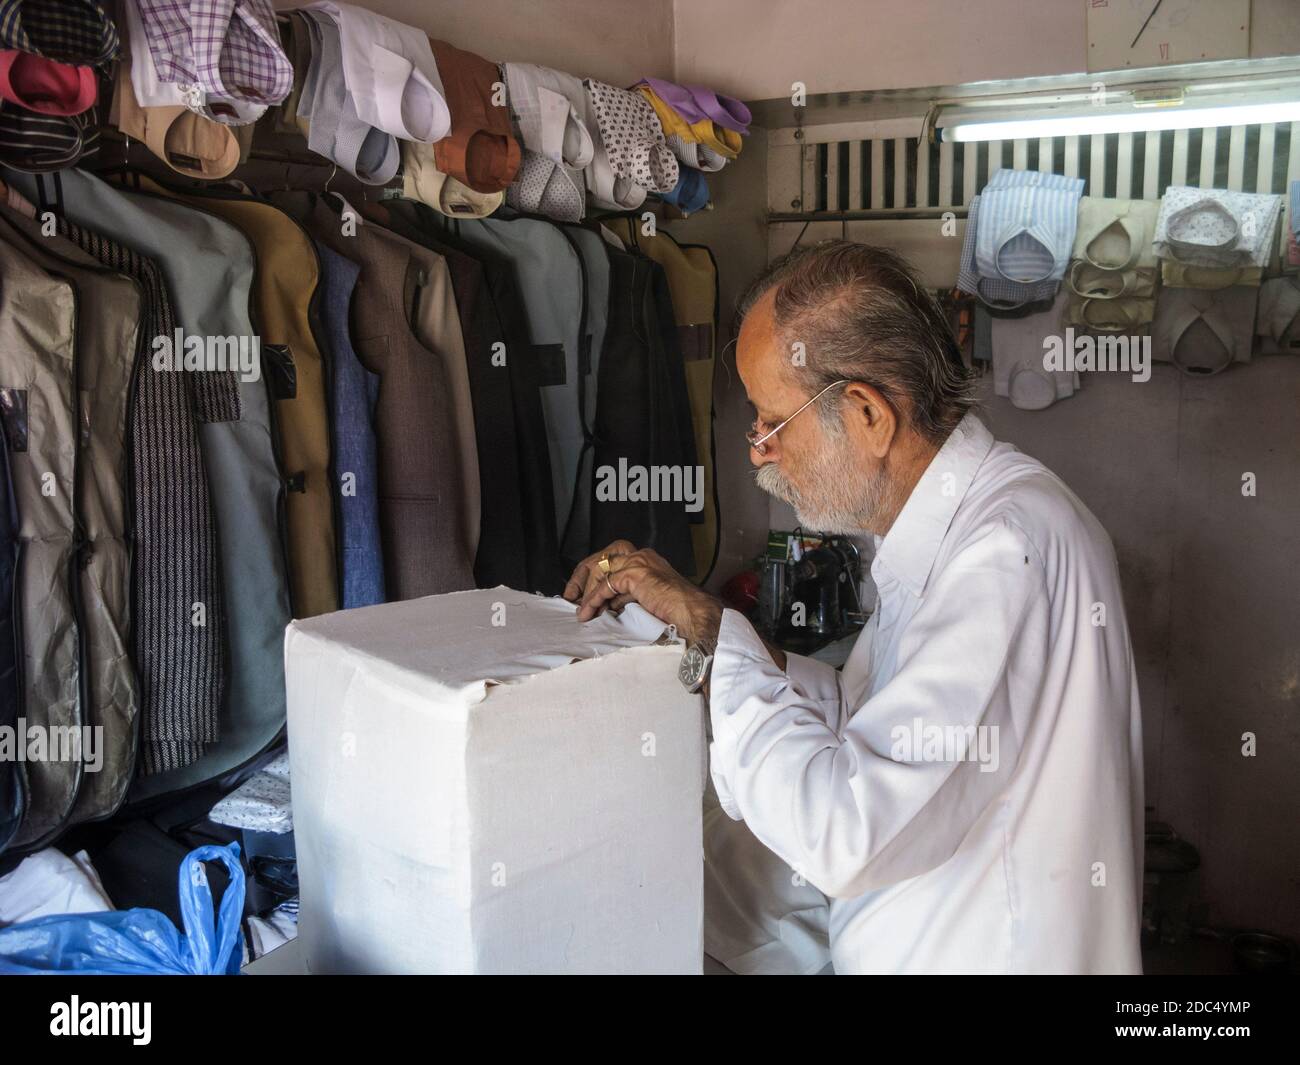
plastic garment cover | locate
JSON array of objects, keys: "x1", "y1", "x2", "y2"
[{"x1": 0, "y1": 843, "x2": 245, "y2": 974}]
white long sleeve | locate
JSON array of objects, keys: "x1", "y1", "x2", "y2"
[{"x1": 705, "y1": 414, "x2": 1143, "y2": 974}]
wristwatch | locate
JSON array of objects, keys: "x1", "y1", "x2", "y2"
[{"x1": 678, "y1": 643, "x2": 714, "y2": 694}]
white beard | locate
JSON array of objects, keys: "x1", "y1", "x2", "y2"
[{"x1": 754, "y1": 428, "x2": 891, "y2": 535}]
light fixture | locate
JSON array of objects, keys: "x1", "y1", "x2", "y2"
[{"x1": 934, "y1": 86, "x2": 1300, "y2": 142}]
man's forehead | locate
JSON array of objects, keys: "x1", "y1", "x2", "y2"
[{"x1": 738, "y1": 291, "x2": 782, "y2": 374}]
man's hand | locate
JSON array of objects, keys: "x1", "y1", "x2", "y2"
[{"x1": 563, "y1": 540, "x2": 724, "y2": 649}]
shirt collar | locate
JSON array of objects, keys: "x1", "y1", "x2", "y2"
[{"x1": 872, "y1": 413, "x2": 995, "y2": 598}]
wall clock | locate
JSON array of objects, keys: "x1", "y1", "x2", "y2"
[{"x1": 1086, "y1": 0, "x2": 1251, "y2": 73}]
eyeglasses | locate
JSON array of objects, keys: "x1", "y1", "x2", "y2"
[{"x1": 746, "y1": 379, "x2": 852, "y2": 456}]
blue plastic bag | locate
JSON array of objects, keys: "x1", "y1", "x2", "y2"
[{"x1": 0, "y1": 843, "x2": 245, "y2": 974}]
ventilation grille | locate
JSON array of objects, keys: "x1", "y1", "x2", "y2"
[{"x1": 804, "y1": 122, "x2": 1299, "y2": 212}]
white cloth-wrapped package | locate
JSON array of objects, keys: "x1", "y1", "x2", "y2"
[{"x1": 284, "y1": 587, "x2": 705, "y2": 974}]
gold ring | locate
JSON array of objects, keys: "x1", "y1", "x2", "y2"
[
  {"x1": 605, "y1": 574, "x2": 616, "y2": 596},
  {"x1": 597, "y1": 554, "x2": 611, "y2": 575}
]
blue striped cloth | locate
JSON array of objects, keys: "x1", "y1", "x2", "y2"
[
  {"x1": 975, "y1": 168, "x2": 1084, "y2": 284},
  {"x1": 958, "y1": 196, "x2": 1059, "y2": 310}
]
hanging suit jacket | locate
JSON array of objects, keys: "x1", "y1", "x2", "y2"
[
  {"x1": 590, "y1": 244, "x2": 697, "y2": 576},
  {"x1": 145, "y1": 181, "x2": 339, "y2": 620},
  {"x1": 3, "y1": 168, "x2": 292, "y2": 801},
  {"x1": 313, "y1": 240, "x2": 385, "y2": 609},
  {"x1": 0, "y1": 208, "x2": 142, "y2": 836},
  {"x1": 354, "y1": 208, "x2": 481, "y2": 566},
  {"x1": 419, "y1": 206, "x2": 563, "y2": 594},
  {"x1": 0, "y1": 438, "x2": 20, "y2": 853},
  {"x1": 269, "y1": 191, "x2": 475, "y2": 601},
  {"x1": 604, "y1": 219, "x2": 719, "y2": 581},
  {"x1": 0, "y1": 235, "x2": 80, "y2": 849},
  {"x1": 372, "y1": 198, "x2": 529, "y2": 590},
  {"x1": 448, "y1": 214, "x2": 592, "y2": 564},
  {"x1": 51, "y1": 216, "x2": 227, "y2": 780},
  {"x1": 555, "y1": 223, "x2": 610, "y2": 566}
]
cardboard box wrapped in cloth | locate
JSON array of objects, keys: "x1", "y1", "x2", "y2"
[{"x1": 284, "y1": 587, "x2": 705, "y2": 974}]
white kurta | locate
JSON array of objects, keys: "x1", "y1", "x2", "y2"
[{"x1": 708, "y1": 414, "x2": 1144, "y2": 974}]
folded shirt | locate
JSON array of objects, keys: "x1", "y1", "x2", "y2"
[
  {"x1": 1160, "y1": 259, "x2": 1262, "y2": 289},
  {"x1": 124, "y1": 0, "x2": 264, "y2": 125},
  {"x1": 991, "y1": 293, "x2": 1080, "y2": 410},
  {"x1": 1072, "y1": 196, "x2": 1159, "y2": 270},
  {"x1": 1062, "y1": 294, "x2": 1156, "y2": 332},
  {"x1": 637, "y1": 83, "x2": 742, "y2": 160},
  {"x1": 661, "y1": 166, "x2": 709, "y2": 214},
  {"x1": 975, "y1": 168, "x2": 1085, "y2": 284},
  {"x1": 430, "y1": 39, "x2": 520, "y2": 193},
  {"x1": 1152, "y1": 185, "x2": 1282, "y2": 269},
  {"x1": 403, "y1": 139, "x2": 503, "y2": 217},
  {"x1": 958, "y1": 195, "x2": 1060, "y2": 312},
  {"x1": 0, "y1": 50, "x2": 96, "y2": 115},
  {"x1": 111, "y1": 44, "x2": 246, "y2": 179},
  {"x1": 0, "y1": 0, "x2": 118, "y2": 68},
  {"x1": 584, "y1": 78, "x2": 678, "y2": 193},
  {"x1": 0, "y1": 100, "x2": 97, "y2": 172},
  {"x1": 135, "y1": 0, "x2": 290, "y2": 110},
  {"x1": 504, "y1": 62, "x2": 594, "y2": 222},
  {"x1": 1255, "y1": 276, "x2": 1300, "y2": 355},
  {"x1": 1151, "y1": 284, "x2": 1259, "y2": 374},
  {"x1": 1066, "y1": 260, "x2": 1157, "y2": 300},
  {"x1": 306, "y1": 0, "x2": 449, "y2": 142},
  {"x1": 298, "y1": 8, "x2": 398, "y2": 185},
  {"x1": 635, "y1": 77, "x2": 751, "y2": 134},
  {"x1": 667, "y1": 132, "x2": 727, "y2": 172}
]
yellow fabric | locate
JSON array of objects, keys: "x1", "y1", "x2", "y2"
[
  {"x1": 636, "y1": 85, "x2": 742, "y2": 160},
  {"x1": 606, "y1": 217, "x2": 720, "y2": 581},
  {"x1": 142, "y1": 178, "x2": 339, "y2": 619}
]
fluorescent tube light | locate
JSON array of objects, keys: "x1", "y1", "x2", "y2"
[{"x1": 940, "y1": 99, "x2": 1300, "y2": 142}]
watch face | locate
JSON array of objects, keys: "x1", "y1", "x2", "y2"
[{"x1": 679, "y1": 645, "x2": 704, "y2": 687}]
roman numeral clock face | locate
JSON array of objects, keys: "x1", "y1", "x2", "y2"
[{"x1": 1086, "y1": 0, "x2": 1250, "y2": 73}]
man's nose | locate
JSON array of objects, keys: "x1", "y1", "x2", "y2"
[{"x1": 749, "y1": 441, "x2": 777, "y2": 469}]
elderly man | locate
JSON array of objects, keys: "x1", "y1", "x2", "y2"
[{"x1": 564, "y1": 241, "x2": 1144, "y2": 975}]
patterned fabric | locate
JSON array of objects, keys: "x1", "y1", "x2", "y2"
[
  {"x1": 583, "y1": 78, "x2": 677, "y2": 193},
  {"x1": 0, "y1": 0, "x2": 118, "y2": 67},
  {"x1": 506, "y1": 148, "x2": 585, "y2": 222},
  {"x1": 504, "y1": 63, "x2": 592, "y2": 222},
  {"x1": 56, "y1": 219, "x2": 228, "y2": 775},
  {"x1": 957, "y1": 195, "x2": 1059, "y2": 312},
  {"x1": 975, "y1": 168, "x2": 1084, "y2": 284},
  {"x1": 666, "y1": 132, "x2": 726, "y2": 172},
  {"x1": 1153, "y1": 185, "x2": 1282, "y2": 269},
  {"x1": 208, "y1": 750, "x2": 291, "y2": 832},
  {"x1": 134, "y1": 0, "x2": 291, "y2": 110},
  {"x1": 0, "y1": 99, "x2": 97, "y2": 170}
]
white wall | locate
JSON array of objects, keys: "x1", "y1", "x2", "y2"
[{"x1": 673, "y1": 0, "x2": 1300, "y2": 101}]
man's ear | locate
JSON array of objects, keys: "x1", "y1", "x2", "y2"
[{"x1": 844, "y1": 382, "x2": 898, "y2": 459}]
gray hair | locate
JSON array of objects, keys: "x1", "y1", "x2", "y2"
[{"x1": 737, "y1": 240, "x2": 974, "y2": 445}]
